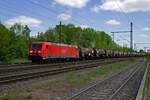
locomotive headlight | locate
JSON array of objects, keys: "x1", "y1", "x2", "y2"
[{"x1": 30, "y1": 50, "x2": 33, "y2": 53}]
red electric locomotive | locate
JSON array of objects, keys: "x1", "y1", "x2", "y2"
[{"x1": 29, "y1": 41, "x2": 79, "y2": 62}]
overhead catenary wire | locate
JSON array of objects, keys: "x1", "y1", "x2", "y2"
[
  {"x1": 28, "y1": 0, "x2": 97, "y2": 26},
  {"x1": 28, "y1": 0, "x2": 93, "y2": 25},
  {"x1": 113, "y1": 0, "x2": 142, "y2": 31},
  {"x1": 118, "y1": 35, "x2": 130, "y2": 43},
  {"x1": 0, "y1": 0, "x2": 90, "y2": 28},
  {"x1": 0, "y1": 0, "x2": 100, "y2": 39},
  {"x1": 113, "y1": 0, "x2": 149, "y2": 50},
  {"x1": 113, "y1": 0, "x2": 131, "y2": 23},
  {"x1": 0, "y1": 0, "x2": 57, "y2": 22},
  {"x1": 110, "y1": 0, "x2": 135, "y2": 49}
]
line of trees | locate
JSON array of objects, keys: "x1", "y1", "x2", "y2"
[
  {"x1": 0, "y1": 23, "x2": 131, "y2": 63},
  {"x1": 37, "y1": 24, "x2": 131, "y2": 51}
]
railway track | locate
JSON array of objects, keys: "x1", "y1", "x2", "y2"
[
  {"x1": 0, "y1": 58, "x2": 130, "y2": 75},
  {"x1": 0, "y1": 59, "x2": 105, "y2": 73},
  {"x1": 0, "y1": 59, "x2": 106, "y2": 68},
  {"x1": 0, "y1": 58, "x2": 129, "y2": 85},
  {"x1": 66, "y1": 60, "x2": 147, "y2": 100},
  {"x1": 0, "y1": 57, "x2": 136, "y2": 69},
  {"x1": 109, "y1": 62, "x2": 147, "y2": 100}
]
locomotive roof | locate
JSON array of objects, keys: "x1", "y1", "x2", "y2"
[
  {"x1": 52, "y1": 42, "x2": 78, "y2": 48},
  {"x1": 32, "y1": 42, "x2": 45, "y2": 44},
  {"x1": 32, "y1": 42, "x2": 78, "y2": 48}
]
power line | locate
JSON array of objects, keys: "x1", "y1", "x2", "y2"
[
  {"x1": 118, "y1": 35, "x2": 130, "y2": 43},
  {"x1": 0, "y1": 0, "x2": 77, "y2": 26},
  {"x1": 111, "y1": 22, "x2": 133, "y2": 50},
  {"x1": 0, "y1": 0, "x2": 106, "y2": 31},
  {"x1": 113, "y1": 0, "x2": 131, "y2": 22},
  {"x1": 113, "y1": 0, "x2": 143, "y2": 33},
  {"x1": 0, "y1": 0, "x2": 85, "y2": 29},
  {"x1": 0, "y1": 0, "x2": 57, "y2": 22},
  {"x1": 28, "y1": 0, "x2": 83, "y2": 24},
  {"x1": 28, "y1": 0, "x2": 95, "y2": 26}
]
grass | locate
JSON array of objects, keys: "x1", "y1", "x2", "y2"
[
  {"x1": 10, "y1": 58, "x2": 30, "y2": 64},
  {"x1": 0, "y1": 89, "x2": 32, "y2": 100},
  {"x1": 142, "y1": 57, "x2": 150, "y2": 100},
  {"x1": 0, "y1": 59, "x2": 137, "y2": 100},
  {"x1": 0, "y1": 92, "x2": 20, "y2": 100},
  {"x1": 0, "y1": 58, "x2": 30, "y2": 64},
  {"x1": 65, "y1": 60, "x2": 134, "y2": 87}
]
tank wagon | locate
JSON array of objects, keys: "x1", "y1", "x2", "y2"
[{"x1": 29, "y1": 41, "x2": 145, "y2": 62}]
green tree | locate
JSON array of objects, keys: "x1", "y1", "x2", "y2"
[
  {"x1": 15, "y1": 36, "x2": 29, "y2": 58},
  {"x1": 0, "y1": 23, "x2": 16, "y2": 63},
  {"x1": 10, "y1": 23, "x2": 24, "y2": 36},
  {"x1": 10, "y1": 23, "x2": 31, "y2": 37},
  {"x1": 35, "y1": 23, "x2": 131, "y2": 52},
  {"x1": 9, "y1": 23, "x2": 31, "y2": 60},
  {"x1": 23, "y1": 25, "x2": 31, "y2": 37}
]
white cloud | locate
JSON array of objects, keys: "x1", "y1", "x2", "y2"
[
  {"x1": 105, "y1": 19, "x2": 120, "y2": 26},
  {"x1": 91, "y1": 0, "x2": 150, "y2": 13},
  {"x1": 5, "y1": 16, "x2": 42, "y2": 28},
  {"x1": 54, "y1": 0, "x2": 89, "y2": 8},
  {"x1": 142, "y1": 27, "x2": 150, "y2": 31},
  {"x1": 76, "y1": 25, "x2": 89, "y2": 29},
  {"x1": 91, "y1": 5, "x2": 100, "y2": 13},
  {"x1": 58, "y1": 13, "x2": 71, "y2": 21}
]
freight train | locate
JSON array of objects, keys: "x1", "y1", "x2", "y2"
[{"x1": 29, "y1": 41, "x2": 145, "y2": 62}]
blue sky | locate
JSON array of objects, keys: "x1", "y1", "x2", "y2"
[{"x1": 0, "y1": 0, "x2": 150, "y2": 50}]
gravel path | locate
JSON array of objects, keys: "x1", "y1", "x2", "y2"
[{"x1": 59, "y1": 61, "x2": 146, "y2": 100}]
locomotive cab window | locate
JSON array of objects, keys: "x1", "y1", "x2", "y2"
[
  {"x1": 46, "y1": 45, "x2": 48, "y2": 49},
  {"x1": 31, "y1": 44, "x2": 42, "y2": 49}
]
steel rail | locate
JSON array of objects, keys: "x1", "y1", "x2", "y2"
[
  {"x1": 0, "y1": 59, "x2": 123, "y2": 85},
  {"x1": 0, "y1": 59, "x2": 106, "y2": 73},
  {"x1": 66, "y1": 61, "x2": 144, "y2": 100},
  {"x1": 108, "y1": 62, "x2": 145, "y2": 100}
]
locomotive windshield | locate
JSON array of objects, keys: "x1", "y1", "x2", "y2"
[{"x1": 31, "y1": 44, "x2": 42, "y2": 49}]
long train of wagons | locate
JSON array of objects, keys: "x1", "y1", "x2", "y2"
[{"x1": 29, "y1": 41, "x2": 145, "y2": 62}]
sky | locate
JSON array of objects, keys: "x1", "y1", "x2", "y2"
[{"x1": 0, "y1": 0, "x2": 150, "y2": 50}]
